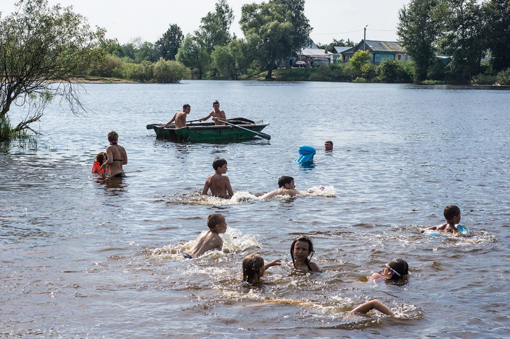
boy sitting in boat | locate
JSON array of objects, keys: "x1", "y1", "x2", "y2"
[
  {"x1": 259, "y1": 176, "x2": 300, "y2": 200},
  {"x1": 202, "y1": 158, "x2": 234, "y2": 198},
  {"x1": 420, "y1": 205, "x2": 464, "y2": 236},
  {"x1": 198, "y1": 100, "x2": 226, "y2": 125},
  {"x1": 162, "y1": 104, "x2": 190, "y2": 129},
  {"x1": 182, "y1": 213, "x2": 229, "y2": 259}
]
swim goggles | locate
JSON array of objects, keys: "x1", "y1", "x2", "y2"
[{"x1": 386, "y1": 264, "x2": 401, "y2": 277}]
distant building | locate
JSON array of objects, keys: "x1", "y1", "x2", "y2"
[
  {"x1": 342, "y1": 40, "x2": 412, "y2": 64},
  {"x1": 332, "y1": 46, "x2": 351, "y2": 63},
  {"x1": 297, "y1": 47, "x2": 333, "y2": 65}
]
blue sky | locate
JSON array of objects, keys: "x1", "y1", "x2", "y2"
[{"x1": 1, "y1": 0, "x2": 410, "y2": 45}]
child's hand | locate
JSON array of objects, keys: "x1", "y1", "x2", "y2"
[{"x1": 268, "y1": 259, "x2": 281, "y2": 267}]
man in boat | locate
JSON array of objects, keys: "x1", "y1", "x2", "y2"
[
  {"x1": 198, "y1": 100, "x2": 226, "y2": 125},
  {"x1": 162, "y1": 104, "x2": 190, "y2": 129},
  {"x1": 202, "y1": 158, "x2": 234, "y2": 198}
]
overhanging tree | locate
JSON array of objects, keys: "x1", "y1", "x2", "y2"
[{"x1": 0, "y1": 0, "x2": 106, "y2": 135}]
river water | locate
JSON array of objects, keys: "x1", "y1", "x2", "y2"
[{"x1": 1, "y1": 81, "x2": 509, "y2": 338}]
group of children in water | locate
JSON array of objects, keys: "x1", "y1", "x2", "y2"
[{"x1": 91, "y1": 128, "x2": 466, "y2": 318}]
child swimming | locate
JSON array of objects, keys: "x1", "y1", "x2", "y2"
[
  {"x1": 242, "y1": 254, "x2": 281, "y2": 285},
  {"x1": 182, "y1": 213, "x2": 229, "y2": 259},
  {"x1": 369, "y1": 258, "x2": 409, "y2": 282},
  {"x1": 91, "y1": 152, "x2": 108, "y2": 174},
  {"x1": 420, "y1": 205, "x2": 464, "y2": 236},
  {"x1": 290, "y1": 236, "x2": 320, "y2": 272}
]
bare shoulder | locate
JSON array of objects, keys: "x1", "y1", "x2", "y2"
[{"x1": 309, "y1": 262, "x2": 321, "y2": 272}]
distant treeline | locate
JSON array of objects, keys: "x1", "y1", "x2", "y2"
[{"x1": 87, "y1": 0, "x2": 510, "y2": 85}]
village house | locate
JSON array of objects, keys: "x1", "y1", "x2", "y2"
[{"x1": 342, "y1": 40, "x2": 412, "y2": 64}]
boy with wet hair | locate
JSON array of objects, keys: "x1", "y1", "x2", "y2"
[
  {"x1": 259, "y1": 176, "x2": 300, "y2": 200},
  {"x1": 420, "y1": 205, "x2": 463, "y2": 236},
  {"x1": 182, "y1": 213, "x2": 229, "y2": 259},
  {"x1": 202, "y1": 158, "x2": 234, "y2": 198}
]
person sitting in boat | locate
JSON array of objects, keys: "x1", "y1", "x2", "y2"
[
  {"x1": 163, "y1": 104, "x2": 191, "y2": 129},
  {"x1": 91, "y1": 151, "x2": 108, "y2": 175},
  {"x1": 202, "y1": 158, "x2": 234, "y2": 198},
  {"x1": 182, "y1": 213, "x2": 230, "y2": 259},
  {"x1": 198, "y1": 100, "x2": 226, "y2": 125},
  {"x1": 419, "y1": 205, "x2": 464, "y2": 236},
  {"x1": 101, "y1": 131, "x2": 128, "y2": 178}
]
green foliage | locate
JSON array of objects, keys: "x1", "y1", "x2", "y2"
[
  {"x1": 377, "y1": 59, "x2": 414, "y2": 83},
  {"x1": 353, "y1": 77, "x2": 367, "y2": 83},
  {"x1": 350, "y1": 51, "x2": 371, "y2": 73},
  {"x1": 0, "y1": 0, "x2": 106, "y2": 136},
  {"x1": 153, "y1": 59, "x2": 189, "y2": 83},
  {"x1": 471, "y1": 73, "x2": 497, "y2": 85},
  {"x1": 398, "y1": 0, "x2": 439, "y2": 81},
  {"x1": 496, "y1": 68, "x2": 510, "y2": 85},
  {"x1": 156, "y1": 24, "x2": 183, "y2": 60},
  {"x1": 197, "y1": 0, "x2": 234, "y2": 53},
  {"x1": 240, "y1": 1, "x2": 310, "y2": 79},
  {"x1": 211, "y1": 45, "x2": 236, "y2": 79},
  {"x1": 176, "y1": 35, "x2": 210, "y2": 79},
  {"x1": 485, "y1": 0, "x2": 510, "y2": 71},
  {"x1": 316, "y1": 38, "x2": 356, "y2": 52}
]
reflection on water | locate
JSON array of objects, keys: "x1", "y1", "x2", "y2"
[{"x1": 1, "y1": 82, "x2": 509, "y2": 337}]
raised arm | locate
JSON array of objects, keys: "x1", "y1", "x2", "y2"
[{"x1": 260, "y1": 259, "x2": 281, "y2": 276}]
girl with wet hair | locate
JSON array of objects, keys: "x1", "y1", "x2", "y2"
[
  {"x1": 370, "y1": 258, "x2": 409, "y2": 282},
  {"x1": 92, "y1": 152, "x2": 108, "y2": 174},
  {"x1": 242, "y1": 254, "x2": 281, "y2": 285},
  {"x1": 290, "y1": 236, "x2": 320, "y2": 272}
]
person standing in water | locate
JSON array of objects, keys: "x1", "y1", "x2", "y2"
[
  {"x1": 199, "y1": 100, "x2": 226, "y2": 125},
  {"x1": 102, "y1": 131, "x2": 128, "y2": 177}
]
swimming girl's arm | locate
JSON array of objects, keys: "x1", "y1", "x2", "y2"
[
  {"x1": 260, "y1": 259, "x2": 281, "y2": 276},
  {"x1": 350, "y1": 299, "x2": 396, "y2": 316},
  {"x1": 369, "y1": 273, "x2": 385, "y2": 281}
]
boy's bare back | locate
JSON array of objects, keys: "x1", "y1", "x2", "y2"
[
  {"x1": 185, "y1": 230, "x2": 223, "y2": 258},
  {"x1": 202, "y1": 173, "x2": 233, "y2": 198}
]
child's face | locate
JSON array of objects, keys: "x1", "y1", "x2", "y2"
[
  {"x1": 293, "y1": 241, "x2": 310, "y2": 261},
  {"x1": 285, "y1": 180, "x2": 295, "y2": 189},
  {"x1": 215, "y1": 217, "x2": 227, "y2": 233},
  {"x1": 219, "y1": 164, "x2": 228, "y2": 174}
]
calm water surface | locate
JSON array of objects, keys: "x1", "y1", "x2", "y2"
[{"x1": 1, "y1": 81, "x2": 509, "y2": 338}]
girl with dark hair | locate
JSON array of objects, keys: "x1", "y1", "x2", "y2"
[
  {"x1": 370, "y1": 258, "x2": 409, "y2": 282},
  {"x1": 290, "y1": 236, "x2": 320, "y2": 272},
  {"x1": 242, "y1": 254, "x2": 281, "y2": 285}
]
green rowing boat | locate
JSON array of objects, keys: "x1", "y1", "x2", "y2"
[{"x1": 147, "y1": 117, "x2": 270, "y2": 143}]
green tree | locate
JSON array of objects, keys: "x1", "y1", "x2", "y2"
[
  {"x1": 435, "y1": 0, "x2": 487, "y2": 82},
  {"x1": 176, "y1": 34, "x2": 210, "y2": 79},
  {"x1": 135, "y1": 41, "x2": 159, "y2": 63},
  {"x1": 0, "y1": 0, "x2": 106, "y2": 135},
  {"x1": 350, "y1": 50, "x2": 371, "y2": 73},
  {"x1": 317, "y1": 38, "x2": 356, "y2": 52},
  {"x1": 197, "y1": 0, "x2": 234, "y2": 54},
  {"x1": 397, "y1": 0, "x2": 440, "y2": 82},
  {"x1": 211, "y1": 45, "x2": 236, "y2": 79},
  {"x1": 156, "y1": 24, "x2": 183, "y2": 60},
  {"x1": 152, "y1": 58, "x2": 189, "y2": 83},
  {"x1": 486, "y1": 0, "x2": 510, "y2": 71},
  {"x1": 271, "y1": 0, "x2": 312, "y2": 55},
  {"x1": 229, "y1": 38, "x2": 252, "y2": 76},
  {"x1": 240, "y1": 2, "x2": 295, "y2": 79}
]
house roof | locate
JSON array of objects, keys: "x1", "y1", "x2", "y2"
[
  {"x1": 299, "y1": 48, "x2": 332, "y2": 57},
  {"x1": 333, "y1": 46, "x2": 351, "y2": 54},
  {"x1": 342, "y1": 40, "x2": 405, "y2": 55}
]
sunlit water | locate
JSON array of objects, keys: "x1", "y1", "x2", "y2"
[{"x1": 1, "y1": 81, "x2": 509, "y2": 337}]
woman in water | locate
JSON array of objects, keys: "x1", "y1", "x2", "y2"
[
  {"x1": 290, "y1": 236, "x2": 320, "y2": 272},
  {"x1": 102, "y1": 131, "x2": 128, "y2": 177}
]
